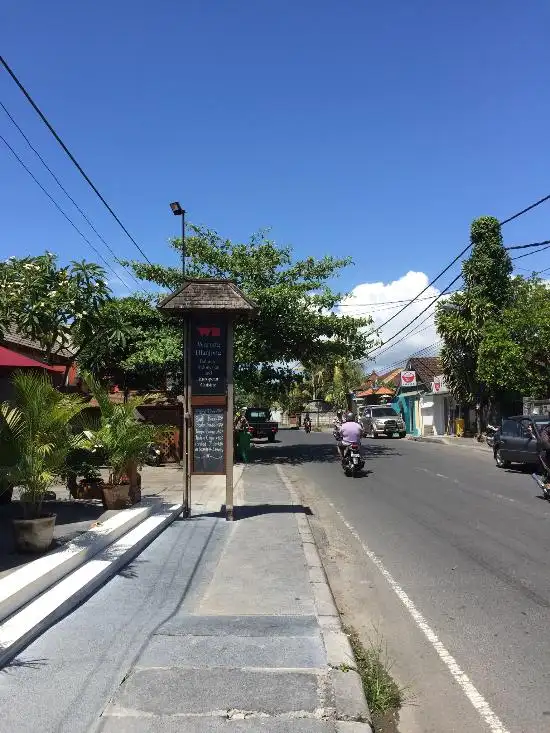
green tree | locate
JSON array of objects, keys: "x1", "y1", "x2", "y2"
[
  {"x1": 124, "y1": 226, "x2": 375, "y2": 393},
  {"x1": 77, "y1": 295, "x2": 181, "y2": 391},
  {"x1": 436, "y1": 216, "x2": 513, "y2": 431},
  {"x1": 0, "y1": 253, "x2": 111, "y2": 365},
  {"x1": 323, "y1": 358, "x2": 365, "y2": 410},
  {"x1": 477, "y1": 277, "x2": 550, "y2": 399}
]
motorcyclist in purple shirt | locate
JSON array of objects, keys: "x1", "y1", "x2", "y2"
[{"x1": 336, "y1": 412, "x2": 363, "y2": 461}]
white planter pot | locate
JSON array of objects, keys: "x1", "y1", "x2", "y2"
[{"x1": 12, "y1": 514, "x2": 56, "y2": 553}]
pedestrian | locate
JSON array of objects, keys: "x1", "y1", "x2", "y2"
[{"x1": 234, "y1": 412, "x2": 251, "y2": 463}]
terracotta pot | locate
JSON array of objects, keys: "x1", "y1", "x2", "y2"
[
  {"x1": 12, "y1": 514, "x2": 56, "y2": 553},
  {"x1": 102, "y1": 484, "x2": 131, "y2": 510}
]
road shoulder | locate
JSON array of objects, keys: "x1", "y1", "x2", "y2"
[{"x1": 280, "y1": 464, "x2": 485, "y2": 733}]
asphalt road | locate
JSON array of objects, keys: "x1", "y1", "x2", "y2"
[{"x1": 260, "y1": 430, "x2": 550, "y2": 733}]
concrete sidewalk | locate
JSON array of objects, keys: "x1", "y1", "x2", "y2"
[
  {"x1": 408, "y1": 434, "x2": 492, "y2": 453},
  {"x1": 94, "y1": 463, "x2": 371, "y2": 732}
]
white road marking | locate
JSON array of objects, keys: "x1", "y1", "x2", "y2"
[
  {"x1": 436, "y1": 473, "x2": 449, "y2": 479},
  {"x1": 326, "y1": 499, "x2": 511, "y2": 733}
]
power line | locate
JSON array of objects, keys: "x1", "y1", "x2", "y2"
[
  {"x1": 369, "y1": 320, "x2": 435, "y2": 361},
  {"x1": 0, "y1": 55, "x2": 153, "y2": 266},
  {"x1": 369, "y1": 234, "x2": 550, "y2": 364},
  {"x1": 365, "y1": 272, "x2": 462, "y2": 361},
  {"x1": 500, "y1": 193, "x2": 550, "y2": 225},
  {"x1": 506, "y1": 239, "x2": 550, "y2": 251},
  {"x1": 373, "y1": 340, "x2": 443, "y2": 373},
  {"x1": 0, "y1": 133, "x2": 132, "y2": 293},
  {"x1": 0, "y1": 100, "x2": 141, "y2": 289},
  {"x1": 511, "y1": 243, "x2": 550, "y2": 262},
  {"x1": 360, "y1": 194, "x2": 550, "y2": 341},
  {"x1": 336, "y1": 292, "x2": 459, "y2": 308}
]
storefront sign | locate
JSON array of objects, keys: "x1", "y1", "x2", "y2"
[
  {"x1": 190, "y1": 318, "x2": 227, "y2": 395},
  {"x1": 400, "y1": 370, "x2": 417, "y2": 387},
  {"x1": 432, "y1": 375, "x2": 449, "y2": 394}
]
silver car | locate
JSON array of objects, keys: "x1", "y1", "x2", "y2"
[{"x1": 361, "y1": 406, "x2": 406, "y2": 439}]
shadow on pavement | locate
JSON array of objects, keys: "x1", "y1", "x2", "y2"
[
  {"x1": 0, "y1": 655, "x2": 49, "y2": 673},
  {"x1": 232, "y1": 503, "x2": 313, "y2": 520},
  {"x1": 250, "y1": 440, "x2": 400, "y2": 465}
]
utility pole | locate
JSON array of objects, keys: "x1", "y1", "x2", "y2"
[{"x1": 169, "y1": 202, "x2": 190, "y2": 516}]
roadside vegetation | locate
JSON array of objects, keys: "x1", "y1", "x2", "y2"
[{"x1": 345, "y1": 625, "x2": 408, "y2": 732}]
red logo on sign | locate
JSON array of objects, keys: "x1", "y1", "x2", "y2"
[{"x1": 197, "y1": 327, "x2": 221, "y2": 337}]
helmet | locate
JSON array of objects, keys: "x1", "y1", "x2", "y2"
[{"x1": 346, "y1": 412, "x2": 355, "y2": 422}]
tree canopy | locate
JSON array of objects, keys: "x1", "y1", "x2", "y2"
[
  {"x1": 0, "y1": 253, "x2": 111, "y2": 364},
  {"x1": 436, "y1": 216, "x2": 513, "y2": 404},
  {"x1": 477, "y1": 277, "x2": 550, "y2": 398},
  {"x1": 123, "y1": 225, "x2": 375, "y2": 396},
  {"x1": 77, "y1": 295, "x2": 181, "y2": 391}
]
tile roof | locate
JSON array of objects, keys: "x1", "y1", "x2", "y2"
[
  {"x1": 2, "y1": 326, "x2": 74, "y2": 359},
  {"x1": 158, "y1": 279, "x2": 257, "y2": 314},
  {"x1": 406, "y1": 356, "x2": 442, "y2": 387},
  {"x1": 356, "y1": 386, "x2": 394, "y2": 398}
]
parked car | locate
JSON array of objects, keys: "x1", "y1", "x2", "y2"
[
  {"x1": 245, "y1": 407, "x2": 279, "y2": 442},
  {"x1": 494, "y1": 415, "x2": 549, "y2": 469},
  {"x1": 361, "y1": 406, "x2": 406, "y2": 439}
]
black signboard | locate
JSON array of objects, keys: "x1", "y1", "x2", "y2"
[
  {"x1": 190, "y1": 317, "x2": 227, "y2": 395},
  {"x1": 193, "y1": 407, "x2": 225, "y2": 474}
]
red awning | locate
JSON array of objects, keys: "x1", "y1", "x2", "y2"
[{"x1": 0, "y1": 345, "x2": 56, "y2": 370}]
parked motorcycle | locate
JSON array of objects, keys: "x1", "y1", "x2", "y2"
[
  {"x1": 486, "y1": 424, "x2": 499, "y2": 449},
  {"x1": 145, "y1": 443, "x2": 163, "y2": 466},
  {"x1": 531, "y1": 438, "x2": 550, "y2": 500},
  {"x1": 342, "y1": 442, "x2": 365, "y2": 477}
]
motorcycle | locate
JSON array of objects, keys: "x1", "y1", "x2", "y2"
[
  {"x1": 342, "y1": 442, "x2": 365, "y2": 477},
  {"x1": 304, "y1": 420, "x2": 312, "y2": 434},
  {"x1": 532, "y1": 447, "x2": 550, "y2": 501},
  {"x1": 485, "y1": 424, "x2": 499, "y2": 448},
  {"x1": 145, "y1": 443, "x2": 163, "y2": 467}
]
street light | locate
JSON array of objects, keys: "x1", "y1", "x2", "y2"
[
  {"x1": 169, "y1": 201, "x2": 186, "y2": 277},
  {"x1": 169, "y1": 201, "x2": 189, "y2": 516}
]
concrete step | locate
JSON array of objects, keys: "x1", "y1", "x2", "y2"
[
  {"x1": 97, "y1": 718, "x2": 339, "y2": 732},
  {"x1": 105, "y1": 667, "x2": 328, "y2": 718}
]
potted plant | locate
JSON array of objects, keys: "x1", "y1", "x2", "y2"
[
  {"x1": 63, "y1": 446, "x2": 104, "y2": 500},
  {"x1": 0, "y1": 371, "x2": 86, "y2": 552},
  {"x1": 84, "y1": 376, "x2": 167, "y2": 510}
]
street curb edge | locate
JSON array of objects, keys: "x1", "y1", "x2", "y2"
[{"x1": 276, "y1": 465, "x2": 374, "y2": 731}]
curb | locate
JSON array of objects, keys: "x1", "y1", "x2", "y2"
[
  {"x1": 408, "y1": 435, "x2": 491, "y2": 452},
  {"x1": 0, "y1": 501, "x2": 181, "y2": 668},
  {"x1": 276, "y1": 465, "x2": 373, "y2": 731}
]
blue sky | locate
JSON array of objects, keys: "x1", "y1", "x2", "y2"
[{"x1": 2, "y1": 1, "x2": 550, "y2": 365}]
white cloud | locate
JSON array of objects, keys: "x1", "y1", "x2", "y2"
[{"x1": 337, "y1": 271, "x2": 444, "y2": 372}]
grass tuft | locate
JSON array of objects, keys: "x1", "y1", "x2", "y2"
[{"x1": 344, "y1": 625, "x2": 407, "y2": 715}]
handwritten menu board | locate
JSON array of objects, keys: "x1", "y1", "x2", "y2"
[
  {"x1": 193, "y1": 407, "x2": 225, "y2": 474},
  {"x1": 191, "y1": 318, "x2": 227, "y2": 395}
]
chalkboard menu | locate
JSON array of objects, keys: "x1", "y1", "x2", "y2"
[
  {"x1": 193, "y1": 407, "x2": 225, "y2": 474},
  {"x1": 190, "y1": 318, "x2": 227, "y2": 395}
]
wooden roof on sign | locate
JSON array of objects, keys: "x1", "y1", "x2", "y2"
[{"x1": 158, "y1": 278, "x2": 257, "y2": 314}]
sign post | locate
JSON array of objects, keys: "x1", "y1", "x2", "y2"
[{"x1": 159, "y1": 279, "x2": 256, "y2": 520}]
